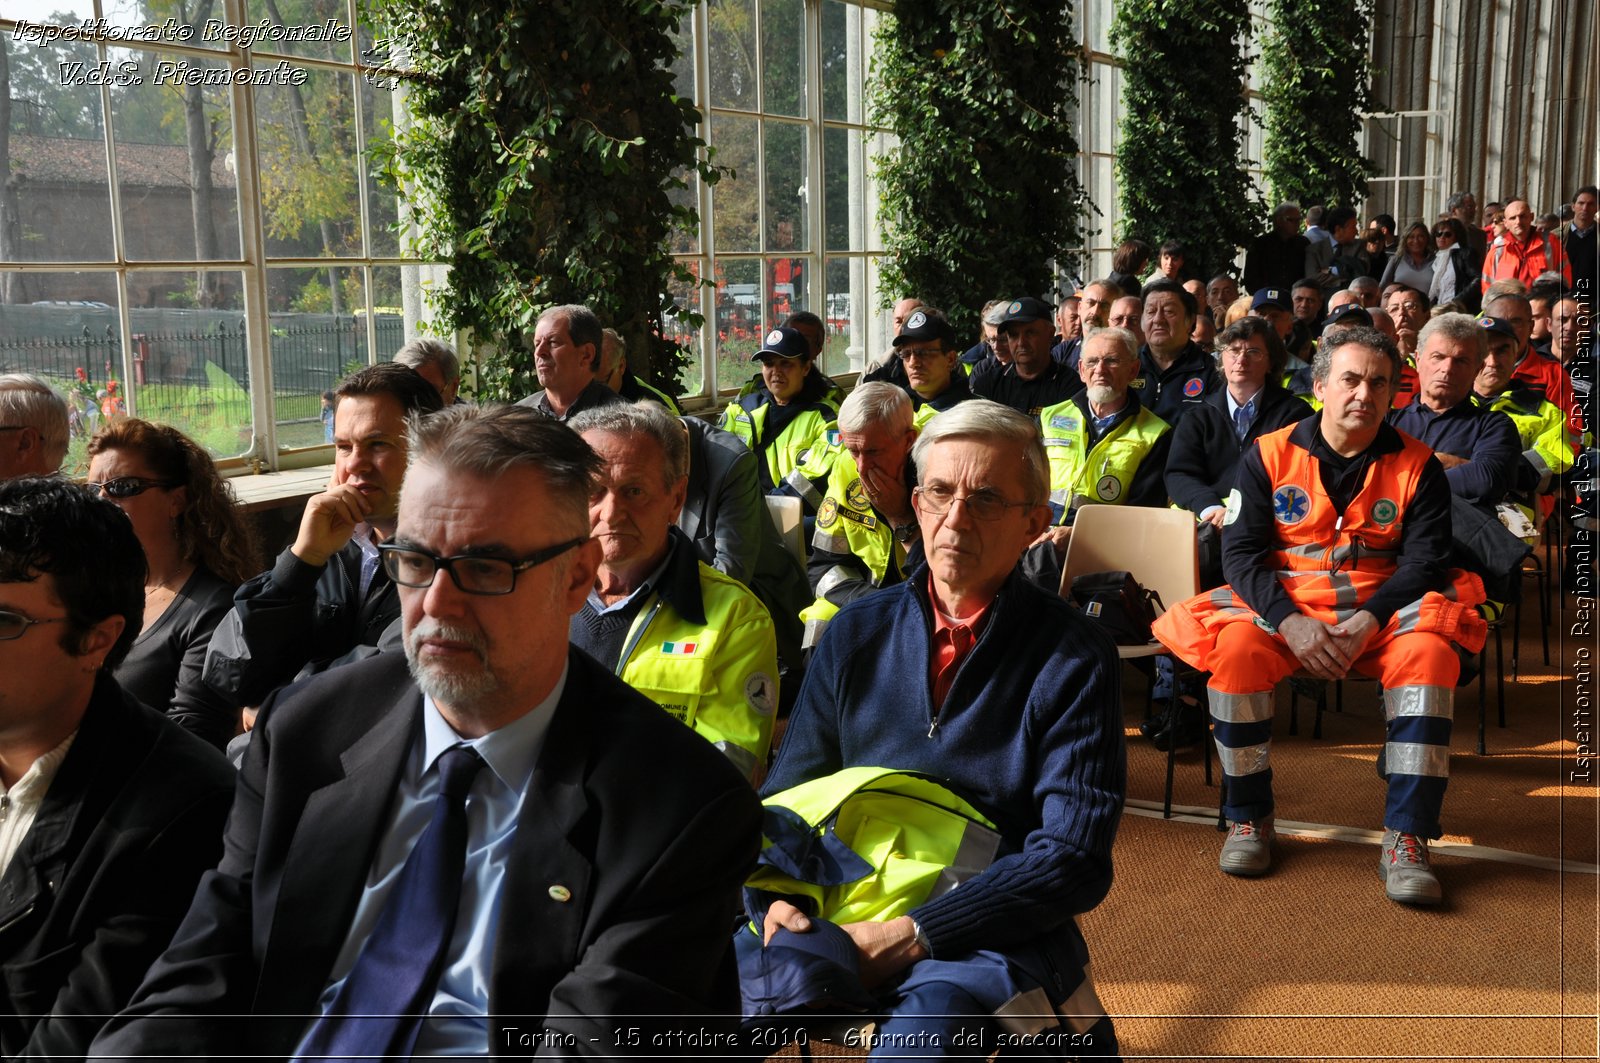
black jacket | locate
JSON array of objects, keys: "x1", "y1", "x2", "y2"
[
  {"x1": 0, "y1": 676, "x2": 233, "y2": 1058},
  {"x1": 1133, "y1": 341, "x2": 1219, "y2": 427},
  {"x1": 204, "y1": 541, "x2": 400, "y2": 708},
  {"x1": 1164, "y1": 381, "x2": 1315, "y2": 515}
]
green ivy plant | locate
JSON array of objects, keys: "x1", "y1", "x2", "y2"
[
  {"x1": 366, "y1": 0, "x2": 718, "y2": 400},
  {"x1": 1110, "y1": 0, "x2": 1260, "y2": 280},
  {"x1": 1259, "y1": 0, "x2": 1379, "y2": 211},
  {"x1": 868, "y1": 0, "x2": 1086, "y2": 339}
]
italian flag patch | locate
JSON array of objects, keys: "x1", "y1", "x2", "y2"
[{"x1": 661, "y1": 641, "x2": 699, "y2": 656}]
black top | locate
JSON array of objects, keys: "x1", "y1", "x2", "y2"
[
  {"x1": 970, "y1": 358, "x2": 1083, "y2": 417},
  {"x1": 115, "y1": 565, "x2": 239, "y2": 750},
  {"x1": 1244, "y1": 231, "x2": 1311, "y2": 294},
  {"x1": 1133, "y1": 340, "x2": 1219, "y2": 426},
  {"x1": 516, "y1": 379, "x2": 626, "y2": 422},
  {"x1": 1164, "y1": 381, "x2": 1315, "y2": 514}
]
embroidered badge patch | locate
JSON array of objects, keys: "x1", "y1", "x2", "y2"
[
  {"x1": 1371, "y1": 497, "x2": 1398, "y2": 525},
  {"x1": 845, "y1": 478, "x2": 870, "y2": 511},
  {"x1": 1272, "y1": 484, "x2": 1311, "y2": 524},
  {"x1": 766, "y1": 329, "x2": 784, "y2": 346},
  {"x1": 1050, "y1": 414, "x2": 1077, "y2": 430},
  {"x1": 1008, "y1": 300, "x2": 1023, "y2": 314},
  {"x1": 817, "y1": 497, "x2": 839, "y2": 528},
  {"x1": 745, "y1": 673, "x2": 776, "y2": 716},
  {"x1": 1183, "y1": 377, "x2": 1205, "y2": 397},
  {"x1": 661, "y1": 640, "x2": 699, "y2": 656},
  {"x1": 906, "y1": 310, "x2": 927, "y2": 330},
  {"x1": 1096, "y1": 475, "x2": 1122, "y2": 501}
]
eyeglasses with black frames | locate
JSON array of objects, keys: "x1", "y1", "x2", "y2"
[
  {"x1": 379, "y1": 538, "x2": 588, "y2": 596},
  {"x1": 87, "y1": 477, "x2": 183, "y2": 499}
]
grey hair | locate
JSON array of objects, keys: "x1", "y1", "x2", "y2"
[
  {"x1": 1349, "y1": 275, "x2": 1379, "y2": 295},
  {"x1": 837, "y1": 381, "x2": 913, "y2": 435},
  {"x1": 1445, "y1": 190, "x2": 1473, "y2": 214},
  {"x1": 406, "y1": 404, "x2": 600, "y2": 535},
  {"x1": 569, "y1": 400, "x2": 688, "y2": 486},
  {"x1": 1083, "y1": 325, "x2": 1139, "y2": 364},
  {"x1": 1417, "y1": 312, "x2": 1489, "y2": 363},
  {"x1": 1313, "y1": 327, "x2": 1402, "y2": 385},
  {"x1": 1483, "y1": 285, "x2": 1531, "y2": 314},
  {"x1": 0, "y1": 373, "x2": 69, "y2": 471},
  {"x1": 393, "y1": 337, "x2": 460, "y2": 385},
  {"x1": 1273, "y1": 201, "x2": 1302, "y2": 220},
  {"x1": 598, "y1": 328, "x2": 627, "y2": 377},
  {"x1": 910, "y1": 399, "x2": 1049, "y2": 508}
]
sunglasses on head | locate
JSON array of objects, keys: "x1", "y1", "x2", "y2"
[{"x1": 88, "y1": 476, "x2": 181, "y2": 499}]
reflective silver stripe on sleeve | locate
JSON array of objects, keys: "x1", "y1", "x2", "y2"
[
  {"x1": 1056, "y1": 968, "x2": 1110, "y2": 1036},
  {"x1": 1390, "y1": 597, "x2": 1424, "y2": 634},
  {"x1": 1049, "y1": 487, "x2": 1070, "y2": 508},
  {"x1": 1385, "y1": 740, "x2": 1451, "y2": 778},
  {"x1": 1042, "y1": 438, "x2": 1073, "y2": 448},
  {"x1": 815, "y1": 564, "x2": 856, "y2": 599},
  {"x1": 1384, "y1": 684, "x2": 1453, "y2": 722},
  {"x1": 929, "y1": 821, "x2": 1002, "y2": 898},
  {"x1": 1216, "y1": 740, "x2": 1271, "y2": 777},
  {"x1": 713, "y1": 741, "x2": 760, "y2": 783},
  {"x1": 801, "y1": 617, "x2": 830, "y2": 649},
  {"x1": 995, "y1": 987, "x2": 1056, "y2": 1037},
  {"x1": 811, "y1": 526, "x2": 850, "y2": 554},
  {"x1": 1523, "y1": 447, "x2": 1553, "y2": 493},
  {"x1": 783, "y1": 468, "x2": 823, "y2": 508},
  {"x1": 1208, "y1": 689, "x2": 1273, "y2": 723}
]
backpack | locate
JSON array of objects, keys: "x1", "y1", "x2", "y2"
[{"x1": 1069, "y1": 570, "x2": 1162, "y2": 645}]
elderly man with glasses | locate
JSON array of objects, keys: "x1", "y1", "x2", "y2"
[{"x1": 751, "y1": 399, "x2": 1125, "y2": 1058}]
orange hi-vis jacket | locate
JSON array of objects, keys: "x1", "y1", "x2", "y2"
[{"x1": 1153, "y1": 426, "x2": 1488, "y2": 674}]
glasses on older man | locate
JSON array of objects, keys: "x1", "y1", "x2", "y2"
[
  {"x1": 0, "y1": 609, "x2": 68, "y2": 641},
  {"x1": 914, "y1": 484, "x2": 1033, "y2": 521},
  {"x1": 379, "y1": 538, "x2": 587, "y2": 596}
]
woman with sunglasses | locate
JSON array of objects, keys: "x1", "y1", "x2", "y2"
[
  {"x1": 86, "y1": 419, "x2": 258, "y2": 749},
  {"x1": 1378, "y1": 221, "x2": 1438, "y2": 294},
  {"x1": 1429, "y1": 217, "x2": 1480, "y2": 310}
]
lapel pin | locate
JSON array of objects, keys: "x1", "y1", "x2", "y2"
[{"x1": 548, "y1": 885, "x2": 572, "y2": 903}]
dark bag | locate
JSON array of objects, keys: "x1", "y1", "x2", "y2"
[{"x1": 1069, "y1": 571, "x2": 1161, "y2": 645}]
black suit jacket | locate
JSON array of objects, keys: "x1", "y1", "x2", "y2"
[
  {"x1": 0, "y1": 676, "x2": 234, "y2": 1058},
  {"x1": 92, "y1": 651, "x2": 763, "y2": 1060},
  {"x1": 1164, "y1": 381, "x2": 1316, "y2": 515}
]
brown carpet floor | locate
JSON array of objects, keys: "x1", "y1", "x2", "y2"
[{"x1": 1087, "y1": 589, "x2": 1598, "y2": 1059}]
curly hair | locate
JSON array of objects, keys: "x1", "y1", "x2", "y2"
[{"x1": 88, "y1": 419, "x2": 260, "y2": 585}]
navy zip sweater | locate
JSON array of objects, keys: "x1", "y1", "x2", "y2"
[{"x1": 763, "y1": 568, "x2": 1126, "y2": 959}]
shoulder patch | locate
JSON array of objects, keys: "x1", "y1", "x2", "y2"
[
  {"x1": 745, "y1": 672, "x2": 776, "y2": 716},
  {"x1": 1096, "y1": 475, "x2": 1122, "y2": 501},
  {"x1": 845, "y1": 478, "x2": 870, "y2": 511},
  {"x1": 1183, "y1": 376, "x2": 1205, "y2": 397},
  {"x1": 817, "y1": 496, "x2": 839, "y2": 528}
]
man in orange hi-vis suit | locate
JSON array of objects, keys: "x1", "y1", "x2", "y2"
[{"x1": 1154, "y1": 327, "x2": 1486, "y2": 907}]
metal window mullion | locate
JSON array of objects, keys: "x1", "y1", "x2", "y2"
[
  {"x1": 693, "y1": 0, "x2": 716, "y2": 399},
  {"x1": 804, "y1": 0, "x2": 823, "y2": 326},
  {"x1": 225, "y1": 0, "x2": 276, "y2": 467},
  {"x1": 90, "y1": 3, "x2": 138, "y2": 420}
]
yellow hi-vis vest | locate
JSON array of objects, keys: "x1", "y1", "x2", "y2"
[
  {"x1": 615, "y1": 561, "x2": 779, "y2": 783},
  {"x1": 797, "y1": 445, "x2": 909, "y2": 646},
  {"x1": 1479, "y1": 387, "x2": 1575, "y2": 492},
  {"x1": 1037, "y1": 398, "x2": 1170, "y2": 524},
  {"x1": 720, "y1": 386, "x2": 839, "y2": 491},
  {"x1": 747, "y1": 766, "x2": 1000, "y2": 927}
]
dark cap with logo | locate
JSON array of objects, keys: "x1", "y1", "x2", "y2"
[
  {"x1": 1323, "y1": 303, "x2": 1373, "y2": 329},
  {"x1": 1251, "y1": 288, "x2": 1289, "y2": 312},
  {"x1": 995, "y1": 297, "x2": 1055, "y2": 328},
  {"x1": 1478, "y1": 316, "x2": 1518, "y2": 341},
  {"x1": 753, "y1": 326, "x2": 812, "y2": 361},
  {"x1": 892, "y1": 309, "x2": 957, "y2": 349}
]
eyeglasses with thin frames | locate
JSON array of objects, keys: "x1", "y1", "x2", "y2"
[
  {"x1": 0, "y1": 609, "x2": 68, "y2": 641},
  {"x1": 379, "y1": 538, "x2": 587, "y2": 596},
  {"x1": 913, "y1": 484, "x2": 1035, "y2": 521}
]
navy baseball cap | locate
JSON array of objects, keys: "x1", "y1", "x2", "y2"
[
  {"x1": 1478, "y1": 316, "x2": 1518, "y2": 341},
  {"x1": 1251, "y1": 288, "x2": 1289, "y2": 312},
  {"x1": 753, "y1": 326, "x2": 811, "y2": 361},
  {"x1": 1323, "y1": 304, "x2": 1373, "y2": 329},
  {"x1": 995, "y1": 297, "x2": 1054, "y2": 327},
  {"x1": 892, "y1": 309, "x2": 957, "y2": 349}
]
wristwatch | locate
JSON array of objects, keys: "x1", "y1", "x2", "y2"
[{"x1": 891, "y1": 519, "x2": 919, "y2": 545}]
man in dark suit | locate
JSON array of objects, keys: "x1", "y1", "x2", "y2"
[
  {"x1": 0, "y1": 478, "x2": 234, "y2": 1058},
  {"x1": 94, "y1": 405, "x2": 763, "y2": 1059}
]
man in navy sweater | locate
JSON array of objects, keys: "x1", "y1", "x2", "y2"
[{"x1": 759, "y1": 400, "x2": 1127, "y2": 1057}]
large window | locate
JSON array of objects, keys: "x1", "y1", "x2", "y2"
[
  {"x1": 0, "y1": 0, "x2": 429, "y2": 471},
  {"x1": 672, "y1": 0, "x2": 896, "y2": 397}
]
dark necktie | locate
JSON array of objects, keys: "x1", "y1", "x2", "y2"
[
  {"x1": 1234, "y1": 399, "x2": 1255, "y2": 442},
  {"x1": 296, "y1": 744, "x2": 485, "y2": 1061}
]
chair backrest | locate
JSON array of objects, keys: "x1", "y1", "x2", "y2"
[
  {"x1": 1060, "y1": 504, "x2": 1199, "y2": 613},
  {"x1": 765, "y1": 495, "x2": 806, "y2": 566}
]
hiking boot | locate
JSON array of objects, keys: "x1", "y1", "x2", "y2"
[
  {"x1": 1378, "y1": 830, "x2": 1442, "y2": 906},
  {"x1": 1219, "y1": 819, "x2": 1273, "y2": 877}
]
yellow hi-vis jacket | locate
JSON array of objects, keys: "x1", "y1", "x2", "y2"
[
  {"x1": 1037, "y1": 393, "x2": 1171, "y2": 524},
  {"x1": 746, "y1": 766, "x2": 1000, "y2": 927},
  {"x1": 610, "y1": 536, "x2": 780, "y2": 783}
]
